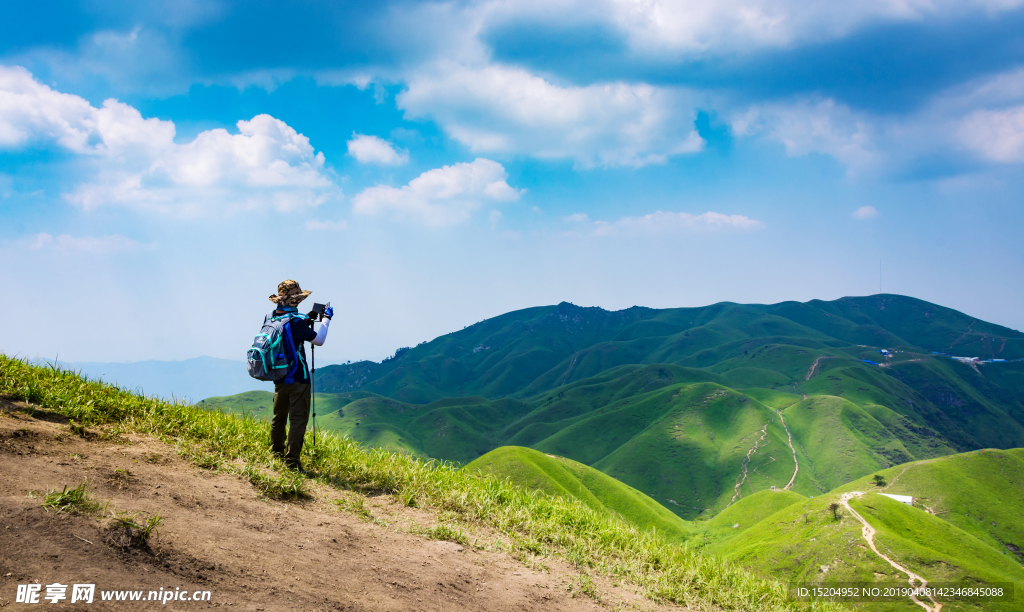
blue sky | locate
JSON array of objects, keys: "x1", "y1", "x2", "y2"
[{"x1": 2, "y1": 0, "x2": 1023, "y2": 364}]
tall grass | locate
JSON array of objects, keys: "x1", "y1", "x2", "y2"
[{"x1": 0, "y1": 355, "x2": 843, "y2": 612}]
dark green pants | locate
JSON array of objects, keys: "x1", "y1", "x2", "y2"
[{"x1": 271, "y1": 382, "x2": 310, "y2": 466}]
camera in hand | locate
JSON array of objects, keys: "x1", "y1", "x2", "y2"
[{"x1": 308, "y1": 302, "x2": 330, "y2": 321}]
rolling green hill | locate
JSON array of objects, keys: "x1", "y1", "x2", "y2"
[
  {"x1": 705, "y1": 489, "x2": 807, "y2": 533},
  {"x1": 466, "y1": 446, "x2": 693, "y2": 541},
  {"x1": 706, "y1": 449, "x2": 1024, "y2": 611}
]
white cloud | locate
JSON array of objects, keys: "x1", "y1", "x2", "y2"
[
  {"x1": 0, "y1": 65, "x2": 108, "y2": 152},
  {"x1": 0, "y1": 65, "x2": 337, "y2": 216},
  {"x1": 305, "y1": 219, "x2": 349, "y2": 231},
  {"x1": 588, "y1": 210, "x2": 763, "y2": 236},
  {"x1": 731, "y1": 68, "x2": 1024, "y2": 173},
  {"x1": 28, "y1": 232, "x2": 154, "y2": 253},
  {"x1": 347, "y1": 133, "x2": 409, "y2": 165},
  {"x1": 853, "y1": 205, "x2": 879, "y2": 219},
  {"x1": 598, "y1": 0, "x2": 1024, "y2": 55},
  {"x1": 564, "y1": 213, "x2": 590, "y2": 222},
  {"x1": 452, "y1": 0, "x2": 1024, "y2": 61},
  {"x1": 396, "y1": 63, "x2": 704, "y2": 168},
  {"x1": 732, "y1": 98, "x2": 877, "y2": 172},
  {"x1": 352, "y1": 158, "x2": 522, "y2": 226},
  {"x1": 957, "y1": 106, "x2": 1024, "y2": 163}
]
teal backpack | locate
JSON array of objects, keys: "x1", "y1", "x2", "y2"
[{"x1": 246, "y1": 312, "x2": 308, "y2": 382}]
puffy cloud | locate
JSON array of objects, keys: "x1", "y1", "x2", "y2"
[
  {"x1": 28, "y1": 233, "x2": 154, "y2": 253},
  {"x1": 352, "y1": 158, "x2": 522, "y2": 226},
  {"x1": 305, "y1": 219, "x2": 349, "y2": 231},
  {"x1": 347, "y1": 133, "x2": 409, "y2": 165},
  {"x1": 853, "y1": 205, "x2": 879, "y2": 219},
  {"x1": 919, "y1": 67, "x2": 1024, "y2": 165},
  {"x1": 0, "y1": 65, "x2": 110, "y2": 152},
  {"x1": 590, "y1": 210, "x2": 763, "y2": 236},
  {"x1": 957, "y1": 106, "x2": 1024, "y2": 163},
  {"x1": 396, "y1": 63, "x2": 704, "y2": 167},
  {"x1": 732, "y1": 98, "x2": 877, "y2": 172},
  {"x1": 0, "y1": 66, "x2": 337, "y2": 215},
  {"x1": 732, "y1": 67, "x2": 1024, "y2": 173}
]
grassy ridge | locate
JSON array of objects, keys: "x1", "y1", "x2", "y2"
[
  {"x1": 706, "y1": 490, "x2": 807, "y2": 533},
  {"x1": 0, "y1": 355, "x2": 841, "y2": 612},
  {"x1": 466, "y1": 446, "x2": 693, "y2": 541}
]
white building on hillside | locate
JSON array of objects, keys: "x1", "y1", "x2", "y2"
[{"x1": 880, "y1": 493, "x2": 913, "y2": 505}]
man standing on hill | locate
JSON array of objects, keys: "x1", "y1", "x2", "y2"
[{"x1": 267, "y1": 280, "x2": 332, "y2": 471}]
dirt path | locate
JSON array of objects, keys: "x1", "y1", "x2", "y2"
[
  {"x1": 776, "y1": 411, "x2": 799, "y2": 490},
  {"x1": 558, "y1": 354, "x2": 580, "y2": 387},
  {"x1": 726, "y1": 424, "x2": 769, "y2": 507},
  {"x1": 881, "y1": 465, "x2": 911, "y2": 492},
  {"x1": 0, "y1": 405, "x2": 682, "y2": 612},
  {"x1": 804, "y1": 356, "x2": 835, "y2": 381},
  {"x1": 948, "y1": 321, "x2": 975, "y2": 351},
  {"x1": 839, "y1": 492, "x2": 941, "y2": 612}
]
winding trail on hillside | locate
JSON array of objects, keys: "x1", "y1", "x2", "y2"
[
  {"x1": 881, "y1": 465, "x2": 911, "y2": 491},
  {"x1": 948, "y1": 321, "x2": 976, "y2": 351},
  {"x1": 839, "y1": 492, "x2": 942, "y2": 612},
  {"x1": 776, "y1": 410, "x2": 799, "y2": 490},
  {"x1": 805, "y1": 356, "x2": 835, "y2": 381},
  {"x1": 726, "y1": 423, "x2": 770, "y2": 507}
]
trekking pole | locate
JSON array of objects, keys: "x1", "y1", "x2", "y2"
[{"x1": 311, "y1": 342, "x2": 316, "y2": 448}]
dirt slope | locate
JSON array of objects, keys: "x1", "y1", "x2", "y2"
[{"x1": 0, "y1": 404, "x2": 678, "y2": 611}]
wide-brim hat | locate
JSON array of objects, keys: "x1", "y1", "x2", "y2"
[{"x1": 269, "y1": 279, "x2": 311, "y2": 307}]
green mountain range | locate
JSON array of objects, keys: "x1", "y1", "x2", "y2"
[
  {"x1": 203, "y1": 294, "x2": 1024, "y2": 607},
  {"x1": 206, "y1": 294, "x2": 1024, "y2": 516}
]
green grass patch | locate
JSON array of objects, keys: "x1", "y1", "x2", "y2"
[
  {"x1": 707, "y1": 489, "x2": 807, "y2": 533},
  {"x1": 333, "y1": 495, "x2": 385, "y2": 525},
  {"x1": 414, "y1": 522, "x2": 470, "y2": 546},
  {"x1": 243, "y1": 463, "x2": 311, "y2": 501},
  {"x1": 42, "y1": 479, "x2": 102, "y2": 515}
]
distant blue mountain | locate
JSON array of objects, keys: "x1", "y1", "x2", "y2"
[{"x1": 61, "y1": 356, "x2": 269, "y2": 403}]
